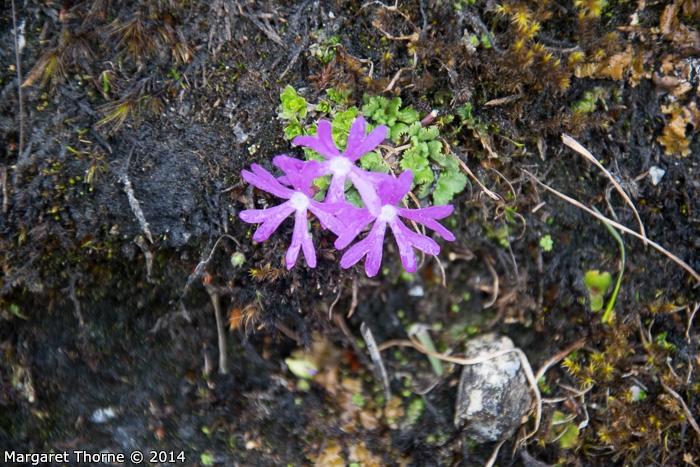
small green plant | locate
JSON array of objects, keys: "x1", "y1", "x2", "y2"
[
  {"x1": 280, "y1": 85, "x2": 309, "y2": 119},
  {"x1": 595, "y1": 209, "x2": 626, "y2": 324},
  {"x1": 279, "y1": 88, "x2": 467, "y2": 206},
  {"x1": 546, "y1": 410, "x2": 580, "y2": 449},
  {"x1": 540, "y1": 234, "x2": 554, "y2": 252},
  {"x1": 583, "y1": 270, "x2": 612, "y2": 312},
  {"x1": 573, "y1": 87, "x2": 609, "y2": 114}
]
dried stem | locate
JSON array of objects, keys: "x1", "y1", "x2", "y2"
[
  {"x1": 561, "y1": 134, "x2": 647, "y2": 245},
  {"x1": 204, "y1": 282, "x2": 228, "y2": 374},
  {"x1": 523, "y1": 169, "x2": 700, "y2": 284},
  {"x1": 660, "y1": 381, "x2": 700, "y2": 437},
  {"x1": 12, "y1": 0, "x2": 24, "y2": 159}
]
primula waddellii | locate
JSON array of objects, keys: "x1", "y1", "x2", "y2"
[{"x1": 239, "y1": 116, "x2": 455, "y2": 277}]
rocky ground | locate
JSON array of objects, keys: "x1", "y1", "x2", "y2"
[{"x1": 1, "y1": 1, "x2": 700, "y2": 466}]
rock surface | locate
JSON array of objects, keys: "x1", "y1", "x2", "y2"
[{"x1": 454, "y1": 334, "x2": 532, "y2": 443}]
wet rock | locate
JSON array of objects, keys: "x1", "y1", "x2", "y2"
[
  {"x1": 91, "y1": 407, "x2": 118, "y2": 424},
  {"x1": 454, "y1": 334, "x2": 532, "y2": 443}
]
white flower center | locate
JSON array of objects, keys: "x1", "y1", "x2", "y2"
[
  {"x1": 290, "y1": 192, "x2": 310, "y2": 210},
  {"x1": 329, "y1": 157, "x2": 352, "y2": 176},
  {"x1": 378, "y1": 205, "x2": 397, "y2": 222}
]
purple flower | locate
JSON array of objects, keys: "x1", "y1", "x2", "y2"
[
  {"x1": 238, "y1": 162, "x2": 343, "y2": 269},
  {"x1": 335, "y1": 170, "x2": 455, "y2": 277},
  {"x1": 238, "y1": 115, "x2": 457, "y2": 275},
  {"x1": 293, "y1": 117, "x2": 387, "y2": 215}
]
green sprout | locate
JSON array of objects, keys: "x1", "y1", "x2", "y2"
[
  {"x1": 279, "y1": 85, "x2": 308, "y2": 119},
  {"x1": 583, "y1": 270, "x2": 612, "y2": 313},
  {"x1": 546, "y1": 410, "x2": 580, "y2": 449},
  {"x1": 540, "y1": 234, "x2": 554, "y2": 252},
  {"x1": 595, "y1": 208, "x2": 626, "y2": 324}
]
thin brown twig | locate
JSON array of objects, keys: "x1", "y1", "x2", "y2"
[
  {"x1": 482, "y1": 254, "x2": 499, "y2": 308},
  {"x1": 485, "y1": 439, "x2": 506, "y2": 467},
  {"x1": 12, "y1": 0, "x2": 24, "y2": 159},
  {"x1": 535, "y1": 338, "x2": 587, "y2": 381},
  {"x1": 274, "y1": 320, "x2": 302, "y2": 344},
  {"x1": 687, "y1": 303, "x2": 699, "y2": 344},
  {"x1": 561, "y1": 134, "x2": 647, "y2": 245},
  {"x1": 522, "y1": 169, "x2": 700, "y2": 284},
  {"x1": 204, "y1": 282, "x2": 228, "y2": 374},
  {"x1": 660, "y1": 380, "x2": 700, "y2": 437},
  {"x1": 347, "y1": 277, "x2": 358, "y2": 318},
  {"x1": 434, "y1": 256, "x2": 446, "y2": 288},
  {"x1": 448, "y1": 148, "x2": 501, "y2": 201},
  {"x1": 328, "y1": 286, "x2": 342, "y2": 320}
]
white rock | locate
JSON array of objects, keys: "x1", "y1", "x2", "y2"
[{"x1": 649, "y1": 166, "x2": 666, "y2": 186}]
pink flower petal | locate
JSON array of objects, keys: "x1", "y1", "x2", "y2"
[
  {"x1": 348, "y1": 168, "x2": 381, "y2": 216},
  {"x1": 389, "y1": 218, "x2": 440, "y2": 273},
  {"x1": 242, "y1": 164, "x2": 294, "y2": 199},
  {"x1": 333, "y1": 205, "x2": 375, "y2": 250},
  {"x1": 397, "y1": 205, "x2": 455, "y2": 241},
  {"x1": 273, "y1": 156, "x2": 326, "y2": 194},
  {"x1": 239, "y1": 203, "x2": 295, "y2": 241},
  {"x1": 340, "y1": 220, "x2": 387, "y2": 277},
  {"x1": 343, "y1": 117, "x2": 388, "y2": 162},
  {"x1": 309, "y1": 201, "x2": 346, "y2": 235},
  {"x1": 292, "y1": 121, "x2": 341, "y2": 159},
  {"x1": 325, "y1": 171, "x2": 349, "y2": 204},
  {"x1": 286, "y1": 209, "x2": 316, "y2": 269}
]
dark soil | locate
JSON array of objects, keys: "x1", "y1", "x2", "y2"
[{"x1": 1, "y1": 1, "x2": 700, "y2": 466}]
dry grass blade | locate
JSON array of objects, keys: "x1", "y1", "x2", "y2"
[
  {"x1": 360, "y1": 322, "x2": 392, "y2": 405},
  {"x1": 448, "y1": 147, "x2": 501, "y2": 201},
  {"x1": 522, "y1": 169, "x2": 700, "y2": 284},
  {"x1": 22, "y1": 50, "x2": 65, "y2": 88},
  {"x1": 561, "y1": 134, "x2": 647, "y2": 245},
  {"x1": 660, "y1": 381, "x2": 700, "y2": 436},
  {"x1": 11, "y1": 0, "x2": 23, "y2": 158}
]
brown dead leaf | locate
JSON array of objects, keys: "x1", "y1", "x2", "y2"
[
  {"x1": 312, "y1": 440, "x2": 345, "y2": 467},
  {"x1": 600, "y1": 52, "x2": 632, "y2": 80},
  {"x1": 348, "y1": 442, "x2": 383, "y2": 467},
  {"x1": 660, "y1": 3, "x2": 679, "y2": 36},
  {"x1": 658, "y1": 101, "x2": 700, "y2": 157},
  {"x1": 659, "y1": 1, "x2": 700, "y2": 52}
]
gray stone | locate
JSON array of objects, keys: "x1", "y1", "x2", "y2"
[{"x1": 454, "y1": 334, "x2": 532, "y2": 443}]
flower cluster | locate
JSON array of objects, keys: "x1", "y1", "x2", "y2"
[{"x1": 239, "y1": 116, "x2": 455, "y2": 277}]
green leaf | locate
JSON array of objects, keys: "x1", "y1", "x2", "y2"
[
  {"x1": 280, "y1": 85, "x2": 308, "y2": 119},
  {"x1": 583, "y1": 270, "x2": 613, "y2": 312},
  {"x1": 430, "y1": 150, "x2": 459, "y2": 171},
  {"x1": 433, "y1": 170, "x2": 466, "y2": 205},
  {"x1": 360, "y1": 151, "x2": 390, "y2": 173},
  {"x1": 326, "y1": 88, "x2": 345, "y2": 105},
  {"x1": 285, "y1": 357, "x2": 318, "y2": 380},
  {"x1": 539, "y1": 235, "x2": 554, "y2": 252},
  {"x1": 413, "y1": 166, "x2": 434, "y2": 186},
  {"x1": 457, "y1": 102, "x2": 473, "y2": 122},
  {"x1": 303, "y1": 147, "x2": 326, "y2": 162},
  {"x1": 399, "y1": 148, "x2": 429, "y2": 173},
  {"x1": 345, "y1": 188, "x2": 365, "y2": 208},
  {"x1": 315, "y1": 100, "x2": 332, "y2": 113},
  {"x1": 331, "y1": 106, "x2": 360, "y2": 150},
  {"x1": 397, "y1": 106, "x2": 420, "y2": 124},
  {"x1": 283, "y1": 117, "x2": 304, "y2": 140},
  {"x1": 426, "y1": 140, "x2": 443, "y2": 158},
  {"x1": 416, "y1": 125, "x2": 439, "y2": 142},
  {"x1": 417, "y1": 182, "x2": 432, "y2": 199},
  {"x1": 390, "y1": 123, "x2": 410, "y2": 143}
]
